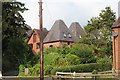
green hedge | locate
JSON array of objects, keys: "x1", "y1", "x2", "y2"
[{"x1": 51, "y1": 63, "x2": 112, "y2": 74}]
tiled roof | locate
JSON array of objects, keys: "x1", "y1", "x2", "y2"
[
  {"x1": 112, "y1": 17, "x2": 120, "y2": 28},
  {"x1": 27, "y1": 30, "x2": 32, "y2": 37},
  {"x1": 69, "y1": 22, "x2": 86, "y2": 42},
  {"x1": 34, "y1": 28, "x2": 48, "y2": 41},
  {"x1": 43, "y1": 20, "x2": 75, "y2": 43},
  {"x1": 27, "y1": 28, "x2": 48, "y2": 42}
]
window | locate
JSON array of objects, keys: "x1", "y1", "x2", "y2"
[
  {"x1": 36, "y1": 43, "x2": 40, "y2": 49},
  {"x1": 68, "y1": 42, "x2": 70, "y2": 45},
  {"x1": 68, "y1": 33, "x2": 72, "y2": 38},
  {"x1": 49, "y1": 45, "x2": 53, "y2": 47},
  {"x1": 79, "y1": 35, "x2": 81, "y2": 39},
  {"x1": 64, "y1": 33, "x2": 67, "y2": 38},
  {"x1": 33, "y1": 33, "x2": 36, "y2": 42},
  {"x1": 29, "y1": 44, "x2": 33, "y2": 49}
]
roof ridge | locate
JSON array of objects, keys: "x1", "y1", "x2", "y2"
[{"x1": 43, "y1": 20, "x2": 74, "y2": 43}]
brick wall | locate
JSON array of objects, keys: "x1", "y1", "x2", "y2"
[
  {"x1": 44, "y1": 41, "x2": 72, "y2": 48},
  {"x1": 28, "y1": 32, "x2": 41, "y2": 55},
  {"x1": 112, "y1": 28, "x2": 120, "y2": 74}
]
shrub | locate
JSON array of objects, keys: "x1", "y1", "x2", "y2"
[
  {"x1": 51, "y1": 63, "x2": 112, "y2": 74},
  {"x1": 19, "y1": 64, "x2": 40, "y2": 76},
  {"x1": 44, "y1": 52, "x2": 64, "y2": 66},
  {"x1": 97, "y1": 56, "x2": 112, "y2": 64},
  {"x1": 44, "y1": 47, "x2": 58, "y2": 54},
  {"x1": 57, "y1": 45, "x2": 70, "y2": 54},
  {"x1": 44, "y1": 65, "x2": 53, "y2": 75},
  {"x1": 70, "y1": 43, "x2": 97, "y2": 64},
  {"x1": 19, "y1": 65, "x2": 25, "y2": 76},
  {"x1": 92, "y1": 70, "x2": 98, "y2": 74},
  {"x1": 29, "y1": 64, "x2": 40, "y2": 76},
  {"x1": 65, "y1": 53, "x2": 80, "y2": 65}
]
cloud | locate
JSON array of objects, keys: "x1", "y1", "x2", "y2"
[{"x1": 19, "y1": 0, "x2": 119, "y2": 30}]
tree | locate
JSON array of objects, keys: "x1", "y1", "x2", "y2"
[
  {"x1": 70, "y1": 43, "x2": 96, "y2": 64},
  {"x1": 81, "y1": 7, "x2": 116, "y2": 56},
  {"x1": 2, "y1": 2, "x2": 34, "y2": 74}
]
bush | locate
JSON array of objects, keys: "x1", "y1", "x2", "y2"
[
  {"x1": 51, "y1": 63, "x2": 112, "y2": 74},
  {"x1": 65, "y1": 53, "x2": 80, "y2": 65},
  {"x1": 92, "y1": 70, "x2": 98, "y2": 74},
  {"x1": 44, "y1": 47, "x2": 58, "y2": 54},
  {"x1": 44, "y1": 52, "x2": 64, "y2": 66},
  {"x1": 57, "y1": 45, "x2": 70, "y2": 54},
  {"x1": 97, "y1": 56, "x2": 112, "y2": 64},
  {"x1": 19, "y1": 65, "x2": 25, "y2": 76},
  {"x1": 44, "y1": 65, "x2": 53, "y2": 75},
  {"x1": 28, "y1": 64, "x2": 40, "y2": 76},
  {"x1": 70, "y1": 43, "x2": 97, "y2": 64},
  {"x1": 19, "y1": 64, "x2": 40, "y2": 76}
]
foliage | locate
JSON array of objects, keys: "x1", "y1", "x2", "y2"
[
  {"x1": 19, "y1": 65, "x2": 25, "y2": 76},
  {"x1": 2, "y1": 2, "x2": 34, "y2": 73},
  {"x1": 19, "y1": 43, "x2": 112, "y2": 76},
  {"x1": 28, "y1": 64, "x2": 40, "y2": 76},
  {"x1": 70, "y1": 43, "x2": 97, "y2": 64},
  {"x1": 44, "y1": 65, "x2": 53, "y2": 75},
  {"x1": 96, "y1": 56, "x2": 112, "y2": 64},
  {"x1": 92, "y1": 70, "x2": 98, "y2": 74},
  {"x1": 65, "y1": 53, "x2": 80, "y2": 65},
  {"x1": 19, "y1": 64, "x2": 40, "y2": 76},
  {"x1": 81, "y1": 7, "x2": 116, "y2": 56},
  {"x1": 57, "y1": 45, "x2": 70, "y2": 54},
  {"x1": 18, "y1": 6, "x2": 115, "y2": 76},
  {"x1": 44, "y1": 45, "x2": 70, "y2": 55},
  {"x1": 51, "y1": 63, "x2": 112, "y2": 75},
  {"x1": 44, "y1": 52, "x2": 64, "y2": 66},
  {"x1": 44, "y1": 47, "x2": 58, "y2": 54}
]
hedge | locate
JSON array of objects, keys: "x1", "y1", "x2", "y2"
[{"x1": 51, "y1": 63, "x2": 112, "y2": 74}]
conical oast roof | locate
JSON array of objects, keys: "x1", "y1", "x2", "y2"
[
  {"x1": 69, "y1": 22, "x2": 86, "y2": 41},
  {"x1": 112, "y1": 17, "x2": 120, "y2": 28},
  {"x1": 43, "y1": 20, "x2": 75, "y2": 43}
]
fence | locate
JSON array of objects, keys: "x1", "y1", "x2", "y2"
[
  {"x1": 56, "y1": 71, "x2": 116, "y2": 78},
  {"x1": 0, "y1": 71, "x2": 118, "y2": 80}
]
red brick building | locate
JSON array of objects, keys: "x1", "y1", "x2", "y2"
[
  {"x1": 43, "y1": 20, "x2": 75, "y2": 48},
  {"x1": 27, "y1": 20, "x2": 86, "y2": 54},
  {"x1": 43, "y1": 20, "x2": 86, "y2": 48},
  {"x1": 112, "y1": 17, "x2": 120, "y2": 77},
  {"x1": 27, "y1": 28, "x2": 48, "y2": 54}
]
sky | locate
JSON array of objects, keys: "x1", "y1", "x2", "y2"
[{"x1": 18, "y1": 0, "x2": 120, "y2": 30}]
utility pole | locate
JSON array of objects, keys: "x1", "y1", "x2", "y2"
[
  {"x1": 39, "y1": 0, "x2": 43, "y2": 31},
  {"x1": 39, "y1": 0, "x2": 44, "y2": 80}
]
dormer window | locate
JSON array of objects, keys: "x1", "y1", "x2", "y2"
[
  {"x1": 79, "y1": 35, "x2": 81, "y2": 39},
  {"x1": 64, "y1": 33, "x2": 67, "y2": 38},
  {"x1": 68, "y1": 33, "x2": 72, "y2": 38}
]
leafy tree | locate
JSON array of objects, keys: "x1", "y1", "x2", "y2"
[
  {"x1": 65, "y1": 53, "x2": 80, "y2": 65},
  {"x1": 44, "y1": 47, "x2": 58, "y2": 54},
  {"x1": 70, "y1": 43, "x2": 96, "y2": 64},
  {"x1": 57, "y1": 45, "x2": 70, "y2": 54},
  {"x1": 81, "y1": 7, "x2": 116, "y2": 56},
  {"x1": 2, "y1": 2, "x2": 34, "y2": 74}
]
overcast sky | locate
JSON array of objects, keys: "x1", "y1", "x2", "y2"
[{"x1": 18, "y1": 0, "x2": 120, "y2": 30}]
